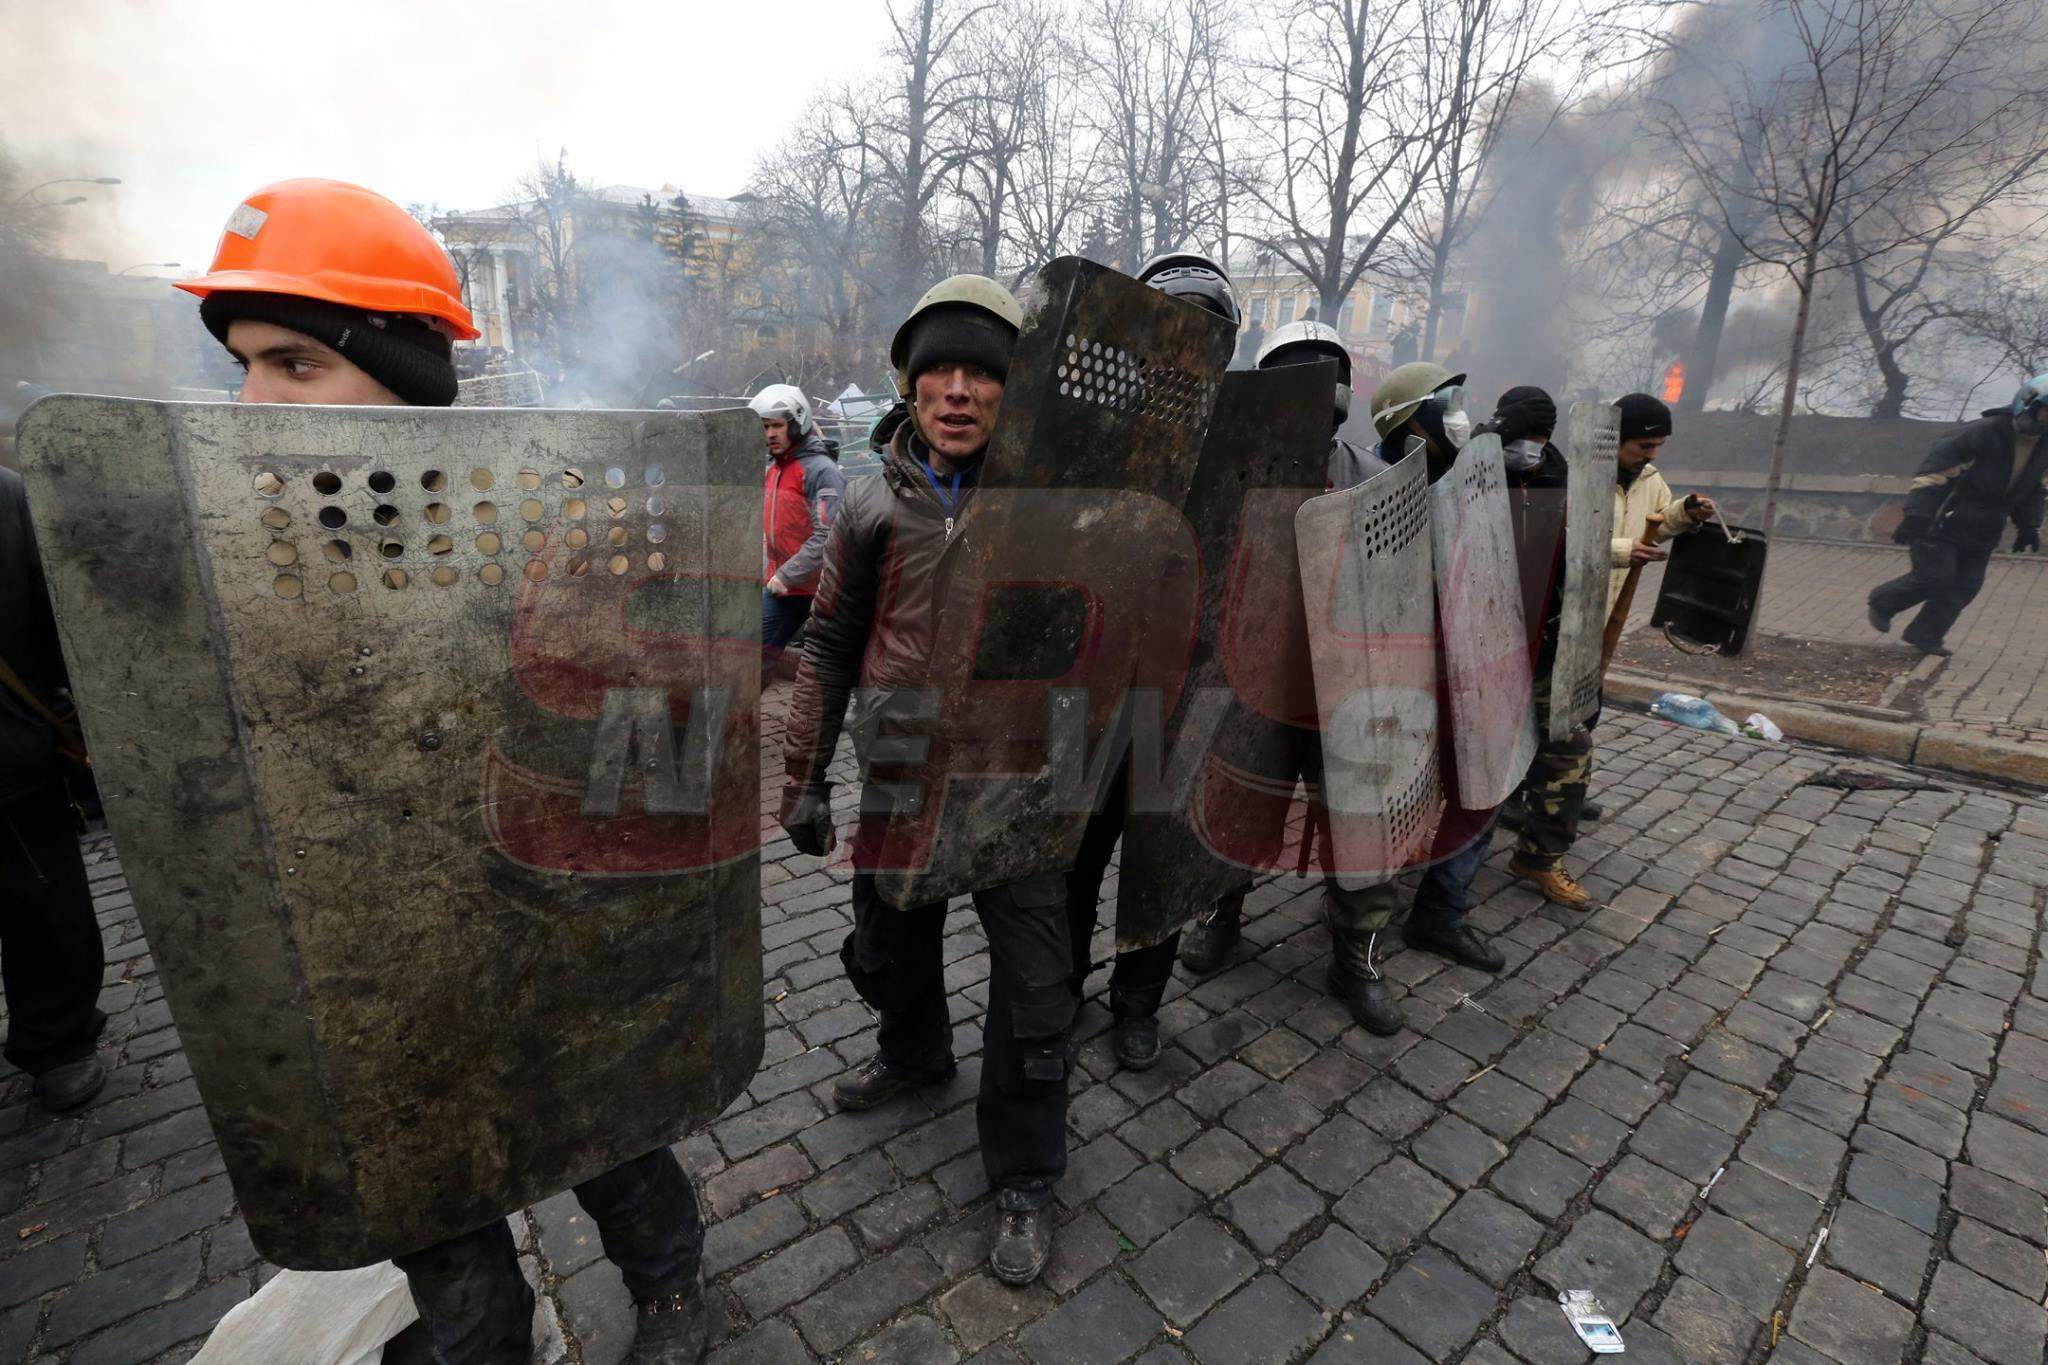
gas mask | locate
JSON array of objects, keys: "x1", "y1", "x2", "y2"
[
  {"x1": 1432, "y1": 384, "x2": 1471, "y2": 451},
  {"x1": 1503, "y1": 438, "x2": 1545, "y2": 472}
]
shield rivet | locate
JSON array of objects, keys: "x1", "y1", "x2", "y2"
[{"x1": 418, "y1": 731, "x2": 444, "y2": 752}]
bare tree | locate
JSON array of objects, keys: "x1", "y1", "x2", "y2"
[
  {"x1": 1004, "y1": 26, "x2": 1106, "y2": 285},
  {"x1": 1650, "y1": 0, "x2": 2045, "y2": 533}
]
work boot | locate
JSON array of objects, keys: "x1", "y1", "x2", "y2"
[
  {"x1": 990, "y1": 1204, "x2": 1054, "y2": 1286},
  {"x1": 1580, "y1": 798, "x2": 1604, "y2": 823},
  {"x1": 1177, "y1": 900, "x2": 1241, "y2": 976},
  {"x1": 1326, "y1": 928, "x2": 1404, "y2": 1035},
  {"x1": 832, "y1": 1054, "x2": 950, "y2": 1112},
  {"x1": 1509, "y1": 859, "x2": 1595, "y2": 911},
  {"x1": 1867, "y1": 602, "x2": 1893, "y2": 633},
  {"x1": 1113, "y1": 1014, "x2": 1162, "y2": 1070},
  {"x1": 629, "y1": 1282, "x2": 711, "y2": 1364},
  {"x1": 32, "y1": 1057, "x2": 106, "y2": 1113},
  {"x1": 1909, "y1": 640, "x2": 1953, "y2": 658},
  {"x1": 1403, "y1": 922, "x2": 1506, "y2": 974}
]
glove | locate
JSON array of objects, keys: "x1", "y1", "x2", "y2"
[
  {"x1": 779, "y1": 782, "x2": 835, "y2": 857},
  {"x1": 1493, "y1": 393, "x2": 1557, "y2": 445},
  {"x1": 2015, "y1": 527, "x2": 2040, "y2": 553},
  {"x1": 1892, "y1": 515, "x2": 1930, "y2": 547}
]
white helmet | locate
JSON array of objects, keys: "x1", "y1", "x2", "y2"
[
  {"x1": 1257, "y1": 320, "x2": 1354, "y2": 423},
  {"x1": 748, "y1": 383, "x2": 812, "y2": 436}
]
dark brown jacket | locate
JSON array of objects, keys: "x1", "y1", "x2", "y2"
[{"x1": 781, "y1": 425, "x2": 976, "y2": 795}]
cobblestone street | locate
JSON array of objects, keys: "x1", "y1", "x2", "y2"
[{"x1": 5, "y1": 698, "x2": 2048, "y2": 1364}]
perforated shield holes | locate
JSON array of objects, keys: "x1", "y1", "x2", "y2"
[
  {"x1": 606, "y1": 526, "x2": 627, "y2": 548},
  {"x1": 424, "y1": 503, "x2": 450, "y2": 525},
  {"x1": 379, "y1": 540, "x2": 404, "y2": 560},
  {"x1": 319, "y1": 507, "x2": 348, "y2": 530},
  {"x1": 373, "y1": 505, "x2": 400, "y2": 527},
  {"x1": 561, "y1": 468, "x2": 584, "y2": 489},
  {"x1": 564, "y1": 498, "x2": 586, "y2": 520},
  {"x1": 646, "y1": 495, "x2": 665, "y2": 517},
  {"x1": 328, "y1": 571, "x2": 356, "y2": 594},
  {"x1": 647, "y1": 551, "x2": 667, "y2": 571},
  {"x1": 476, "y1": 532, "x2": 502, "y2": 555},
  {"x1": 323, "y1": 540, "x2": 351, "y2": 562},
  {"x1": 427, "y1": 536, "x2": 453, "y2": 556},
  {"x1": 254, "y1": 471, "x2": 285, "y2": 497},
  {"x1": 520, "y1": 499, "x2": 544, "y2": 522},
  {"x1": 1057, "y1": 335, "x2": 1210, "y2": 429},
  {"x1": 273, "y1": 574, "x2": 302, "y2": 599},
  {"x1": 646, "y1": 524, "x2": 666, "y2": 544},
  {"x1": 1358, "y1": 468, "x2": 1428, "y2": 561},
  {"x1": 607, "y1": 497, "x2": 627, "y2": 518},
  {"x1": 607, "y1": 554, "x2": 629, "y2": 575},
  {"x1": 568, "y1": 556, "x2": 591, "y2": 578},
  {"x1": 524, "y1": 559, "x2": 547, "y2": 581},
  {"x1": 261, "y1": 507, "x2": 291, "y2": 530},
  {"x1": 565, "y1": 528, "x2": 589, "y2": 550},
  {"x1": 420, "y1": 469, "x2": 446, "y2": 492},
  {"x1": 517, "y1": 470, "x2": 541, "y2": 492},
  {"x1": 312, "y1": 472, "x2": 341, "y2": 496},
  {"x1": 604, "y1": 467, "x2": 625, "y2": 489},
  {"x1": 367, "y1": 471, "x2": 396, "y2": 495},
  {"x1": 645, "y1": 466, "x2": 664, "y2": 488},
  {"x1": 265, "y1": 542, "x2": 298, "y2": 567},
  {"x1": 470, "y1": 468, "x2": 494, "y2": 490},
  {"x1": 382, "y1": 568, "x2": 408, "y2": 589},
  {"x1": 473, "y1": 501, "x2": 497, "y2": 524},
  {"x1": 521, "y1": 530, "x2": 544, "y2": 553},
  {"x1": 432, "y1": 566, "x2": 458, "y2": 587},
  {"x1": 477, "y1": 563, "x2": 504, "y2": 585}
]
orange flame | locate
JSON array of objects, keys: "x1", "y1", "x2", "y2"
[{"x1": 1661, "y1": 360, "x2": 1686, "y2": 404}]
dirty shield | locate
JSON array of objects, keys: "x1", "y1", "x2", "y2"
[
  {"x1": 17, "y1": 396, "x2": 765, "y2": 1269},
  {"x1": 1431, "y1": 432, "x2": 1537, "y2": 809},
  {"x1": 866, "y1": 256, "x2": 1235, "y2": 909},
  {"x1": 1295, "y1": 443, "x2": 1445, "y2": 889},
  {"x1": 1550, "y1": 402, "x2": 1619, "y2": 740},
  {"x1": 1112, "y1": 362, "x2": 1333, "y2": 949}
]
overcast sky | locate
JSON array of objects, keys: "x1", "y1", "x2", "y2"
[{"x1": 4, "y1": 0, "x2": 878, "y2": 275}]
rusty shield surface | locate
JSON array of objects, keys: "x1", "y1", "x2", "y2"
[
  {"x1": 1430, "y1": 432, "x2": 1537, "y2": 810},
  {"x1": 16, "y1": 396, "x2": 764, "y2": 1269},
  {"x1": 1550, "y1": 402, "x2": 1619, "y2": 739},
  {"x1": 1295, "y1": 444, "x2": 1445, "y2": 889},
  {"x1": 867, "y1": 256, "x2": 1234, "y2": 909},
  {"x1": 1112, "y1": 362, "x2": 1333, "y2": 949}
]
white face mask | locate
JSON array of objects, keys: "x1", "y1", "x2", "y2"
[
  {"x1": 1440, "y1": 407, "x2": 1472, "y2": 450},
  {"x1": 1504, "y1": 438, "x2": 1545, "y2": 472}
]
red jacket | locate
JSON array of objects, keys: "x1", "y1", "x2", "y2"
[{"x1": 763, "y1": 433, "x2": 845, "y2": 596}]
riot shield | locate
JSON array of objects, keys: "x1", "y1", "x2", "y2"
[
  {"x1": 1431, "y1": 432, "x2": 1537, "y2": 809},
  {"x1": 867, "y1": 256, "x2": 1235, "y2": 909},
  {"x1": 1651, "y1": 526, "x2": 1769, "y2": 655},
  {"x1": 1113, "y1": 361, "x2": 1332, "y2": 949},
  {"x1": 16, "y1": 396, "x2": 764, "y2": 1270},
  {"x1": 1295, "y1": 443, "x2": 1445, "y2": 889},
  {"x1": 1549, "y1": 402, "x2": 1619, "y2": 740}
]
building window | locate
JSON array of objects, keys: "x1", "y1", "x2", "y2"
[
  {"x1": 1369, "y1": 291, "x2": 1394, "y2": 339},
  {"x1": 1338, "y1": 298, "x2": 1357, "y2": 337},
  {"x1": 1278, "y1": 295, "x2": 1298, "y2": 328},
  {"x1": 1438, "y1": 292, "x2": 1468, "y2": 346}
]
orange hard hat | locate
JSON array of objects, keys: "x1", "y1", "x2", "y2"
[{"x1": 176, "y1": 178, "x2": 478, "y2": 340}]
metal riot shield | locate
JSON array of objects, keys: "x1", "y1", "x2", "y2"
[
  {"x1": 1295, "y1": 443, "x2": 1445, "y2": 889},
  {"x1": 1113, "y1": 362, "x2": 1332, "y2": 949},
  {"x1": 16, "y1": 396, "x2": 764, "y2": 1270},
  {"x1": 1431, "y1": 432, "x2": 1537, "y2": 809},
  {"x1": 1549, "y1": 403, "x2": 1619, "y2": 740},
  {"x1": 868, "y1": 256, "x2": 1235, "y2": 909},
  {"x1": 1651, "y1": 525, "x2": 1769, "y2": 655}
]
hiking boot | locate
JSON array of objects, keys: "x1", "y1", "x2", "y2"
[
  {"x1": 990, "y1": 1204, "x2": 1054, "y2": 1286},
  {"x1": 1509, "y1": 859, "x2": 1595, "y2": 911},
  {"x1": 32, "y1": 1057, "x2": 105, "y2": 1114},
  {"x1": 1403, "y1": 922, "x2": 1506, "y2": 973},
  {"x1": 1908, "y1": 640, "x2": 1953, "y2": 658},
  {"x1": 1579, "y1": 798, "x2": 1604, "y2": 823},
  {"x1": 629, "y1": 1283, "x2": 710, "y2": 1364},
  {"x1": 1867, "y1": 602, "x2": 1894, "y2": 633},
  {"x1": 1177, "y1": 901, "x2": 1241, "y2": 976},
  {"x1": 832, "y1": 1054, "x2": 949, "y2": 1112},
  {"x1": 1113, "y1": 1014, "x2": 1162, "y2": 1071},
  {"x1": 1327, "y1": 959, "x2": 1404, "y2": 1036}
]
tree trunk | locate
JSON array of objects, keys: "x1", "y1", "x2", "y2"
[
  {"x1": 1760, "y1": 247, "x2": 1820, "y2": 539},
  {"x1": 1683, "y1": 217, "x2": 1745, "y2": 414}
]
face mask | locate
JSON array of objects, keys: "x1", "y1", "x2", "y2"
[
  {"x1": 1440, "y1": 407, "x2": 1472, "y2": 450},
  {"x1": 1504, "y1": 438, "x2": 1544, "y2": 472}
]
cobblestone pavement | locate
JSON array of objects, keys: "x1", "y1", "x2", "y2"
[
  {"x1": 1625, "y1": 538, "x2": 2048, "y2": 743},
  {"x1": 6, "y1": 697, "x2": 2048, "y2": 1364}
]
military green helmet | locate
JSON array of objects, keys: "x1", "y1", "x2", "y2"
[
  {"x1": 890, "y1": 274, "x2": 1025, "y2": 387},
  {"x1": 1371, "y1": 361, "x2": 1466, "y2": 439}
]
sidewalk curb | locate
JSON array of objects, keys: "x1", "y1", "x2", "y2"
[{"x1": 1605, "y1": 668, "x2": 2048, "y2": 790}]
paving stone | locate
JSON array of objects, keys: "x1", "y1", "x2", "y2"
[
  {"x1": 939, "y1": 1272, "x2": 1053, "y2": 1353},
  {"x1": 1951, "y1": 1217, "x2": 2048, "y2": 1299},
  {"x1": 851, "y1": 1180, "x2": 948, "y2": 1250},
  {"x1": 1346, "y1": 1078, "x2": 1436, "y2": 1141},
  {"x1": 1095, "y1": 1164, "x2": 1202, "y2": 1250},
  {"x1": 1850, "y1": 1120, "x2": 1949, "y2": 1183},
  {"x1": 1530, "y1": 1097, "x2": 1631, "y2": 1167},
  {"x1": 1183, "y1": 1274, "x2": 1325, "y2": 1365},
  {"x1": 1180, "y1": 1060, "x2": 1266, "y2": 1119},
  {"x1": 1303, "y1": 1317, "x2": 1427, "y2": 1365},
  {"x1": 1650, "y1": 1276, "x2": 1761, "y2": 1365},
  {"x1": 1532, "y1": 1210, "x2": 1667, "y2": 1319},
  {"x1": 1739, "y1": 1110, "x2": 1848, "y2": 1198},
  {"x1": 1018, "y1": 1272, "x2": 1162, "y2": 1365},
  {"x1": 1411, "y1": 1113, "x2": 1508, "y2": 1188},
  {"x1": 1053, "y1": 1134, "x2": 1140, "y2": 1208},
  {"x1": 1131, "y1": 1216, "x2": 1258, "y2": 1326},
  {"x1": 1285, "y1": 1113, "x2": 1390, "y2": 1196},
  {"x1": 1498, "y1": 1029, "x2": 1592, "y2": 1096},
  {"x1": 1448, "y1": 1068, "x2": 1547, "y2": 1140},
  {"x1": 1674, "y1": 1210, "x2": 1795, "y2": 1318},
  {"x1": 1700, "y1": 1161, "x2": 1820, "y2": 1251},
  {"x1": 0, "y1": 1229, "x2": 87, "y2": 1309},
  {"x1": 1693, "y1": 1029, "x2": 1784, "y2": 1089},
  {"x1": 1116, "y1": 1098, "x2": 1200, "y2": 1161},
  {"x1": 65, "y1": 1274, "x2": 250, "y2": 1365},
  {"x1": 851, "y1": 1314, "x2": 960, "y2": 1365},
  {"x1": 1500, "y1": 1294, "x2": 1605, "y2": 1365},
  {"x1": 1366, "y1": 1246, "x2": 1495, "y2": 1358},
  {"x1": 1570, "y1": 1060, "x2": 1662, "y2": 1124},
  {"x1": 1791, "y1": 1265, "x2": 1916, "y2": 1365},
  {"x1": 1333, "y1": 1155, "x2": 1454, "y2": 1253},
  {"x1": 1922, "y1": 1261, "x2": 2048, "y2": 1365},
  {"x1": 1671, "y1": 1073, "x2": 1760, "y2": 1134},
  {"x1": 1948, "y1": 1163, "x2": 2048, "y2": 1245},
  {"x1": 791, "y1": 1245, "x2": 946, "y2": 1353},
  {"x1": 796, "y1": 1148, "x2": 897, "y2": 1221},
  {"x1": 1040, "y1": 1208, "x2": 1119, "y2": 1296},
  {"x1": 1775, "y1": 1075, "x2": 1862, "y2": 1136},
  {"x1": 731, "y1": 1226, "x2": 858, "y2": 1317},
  {"x1": 1168, "y1": 1127, "x2": 1261, "y2": 1198},
  {"x1": 1219, "y1": 1162, "x2": 1324, "y2": 1256},
  {"x1": 1430, "y1": 1188, "x2": 1543, "y2": 1285},
  {"x1": 1844, "y1": 1151, "x2": 1943, "y2": 1235},
  {"x1": 1629, "y1": 1102, "x2": 1738, "y2": 1184},
  {"x1": 1282, "y1": 1224, "x2": 1386, "y2": 1310},
  {"x1": 1393, "y1": 1039, "x2": 1477, "y2": 1101},
  {"x1": 1487, "y1": 1139, "x2": 1592, "y2": 1221},
  {"x1": 43, "y1": 1236, "x2": 204, "y2": 1347},
  {"x1": 1223, "y1": 1083, "x2": 1324, "y2": 1157},
  {"x1": 703, "y1": 1193, "x2": 809, "y2": 1277},
  {"x1": 1593, "y1": 1153, "x2": 1696, "y2": 1238}
]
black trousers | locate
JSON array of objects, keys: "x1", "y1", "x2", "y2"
[
  {"x1": 841, "y1": 870, "x2": 1073, "y2": 1208},
  {"x1": 1869, "y1": 536, "x2": 1996, "y2": 649},
  {"x1": 391, "y1": 1147, "x2": 702, "y2": 1365},
  {"x1": 1064, "y1": 765, "x2": 1178, "y2": 1020},
  {"x1": 1, "y1": 782, "x2": 106, "y2": 1076}
]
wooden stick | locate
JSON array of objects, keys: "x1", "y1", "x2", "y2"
[{"x1": 1601, "y1": 513, "x2": 1664, "y2": 673}]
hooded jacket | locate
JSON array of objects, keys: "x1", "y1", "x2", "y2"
[
  {"x1": 0, "y1": 467, "x2": 73, "y2": 803},
  {"x1": 1608, "y1": 463, "x2": 1700, "y2": 615},
  {"x1": 763, "y1": 431, "x2": 845, "y2": 596},
  {"x1": 1902, "y1": 410, "x2": 2048, "y2": 545}
]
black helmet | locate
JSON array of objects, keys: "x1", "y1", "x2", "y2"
[{"x1": 1137, "y1": 250, "x2": 1239, "y2": 328}]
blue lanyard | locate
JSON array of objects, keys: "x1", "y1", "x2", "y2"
[{"x1": 919, "y1": 459, "x2": 965, "y2": 516}]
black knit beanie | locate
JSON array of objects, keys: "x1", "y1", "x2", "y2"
[
  {"x1": 903, "y1": 303, "x2": 1017, "y2": 383},
  {"x1": 200, "y1": 291, "x2": 458, "y2": 407},
  {"x1": 1614, "y1": 392, "x2": 1673, "y2": 443}
]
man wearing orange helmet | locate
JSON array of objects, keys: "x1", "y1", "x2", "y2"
[{"x1": 177, "y1": 180, "x2": 712, "y2": 1365}]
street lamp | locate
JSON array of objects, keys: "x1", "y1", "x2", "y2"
[
  {"x1": 117, "y1": 262, "x2": 181, "y2": 276},
  {"x1": 16, "y1": 176, "x2": 120, "y2": 204}
]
